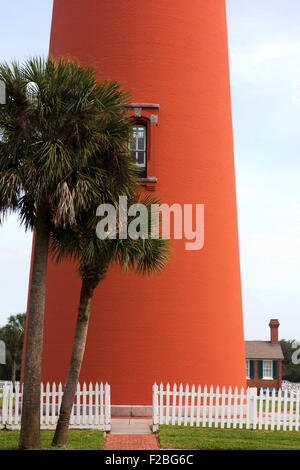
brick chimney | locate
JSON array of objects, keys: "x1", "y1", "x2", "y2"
[{"x1": 269, "y1": 319, "x2": 279, "y2": 342}]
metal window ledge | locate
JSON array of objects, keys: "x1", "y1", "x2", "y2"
[
  {"x1": 138, "y1": 177, "x2": 157, "y2": 183},
  {"x1": 125, "y1": 103, "x2": 159, "y2": 109}
]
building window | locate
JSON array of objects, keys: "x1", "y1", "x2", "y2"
[
  {"x1": 129, "y1": 125, "x2": 147, "y2": 177},
  {"x1": 263, "y1": 360, "x2": 273, "y2": 379},
  {"x1": 246, "y1": 359, "x2": 250, "y2": 379}
]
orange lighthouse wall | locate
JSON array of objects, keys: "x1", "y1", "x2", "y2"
[{"x1": 41, "y1": 0, "x2": 246, "y2": 405}]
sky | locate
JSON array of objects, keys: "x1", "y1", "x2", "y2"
[{"x1": 0, "y1": 0, "x2": 299, "y2": 342}]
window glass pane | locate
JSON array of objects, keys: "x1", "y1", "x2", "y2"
[
  {"x1": 138, "y1": 137, "x2": 145, "y2": 150},
  {"x1": 130, "y1": 139, "x2": 136, "y2": 150},
  {"x1": 138, "y1": 127, "x2": 145, "y2": 149},
  {"x1": 137, "y1": 152, "x2": 145, "y2": 164},
  {"x1": 130, "y1": 151, "x2": 136, "y2": 161},
  {"x1": 130, "y1": 128, "x2": 137, "y2": 150},
  {"x1": 263, "y1": 360, "x2": 272, "y2": 378}
]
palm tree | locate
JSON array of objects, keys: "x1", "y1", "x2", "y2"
[
  {"x1": 0, "y1": 313, "x2": 26, "y2": 389},
  {"x1": 50, "y1": 192, "x2": 169, "y2": 447},
  {"x1": 0, "y1": 57, "x2": 135, "y2": 449}
]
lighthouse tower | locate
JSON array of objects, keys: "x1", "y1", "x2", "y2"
[{"x1": 41, "y1": 0, "x2": 246, "y2": 407}]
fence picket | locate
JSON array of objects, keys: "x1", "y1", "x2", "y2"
[
  {"x1": 83, "y1": 382, "x2": 87, "y2": 426},
  {"x1": 166, "y1": 383, "x2": 170, "y2": 425},
  {"x1": 220, "y1": 386, "x2": 226, "y2": 429},
  {"x1": 270, "y1": 388, "x2": 275, "y2": 430},
  {"x1": 233, "y1": 386, "x2": 238, "y2": 429},
  {"x1": 283, "y1": 388, "x2": 288, "y2": 431},
  {"x1": 0, "y1": 388, "x2": 2, "y2": 426},
  {"x1": 76, "y1": 383, "x2": 81, "y2": 425},
  {"x1": 14, "y1": 383, "x2": 20, "y2": 425},
  {"x1": 295, "y1": 390, "x2": 300, "y2": 432},
  {"x1": 203, "y1": 385, "x2": 208, "y2": 427},
  {"x1": 190, "y1": 385, "x2": 195, "y2": 426},
  {"x1": 105, "y1": 383, "x2": 111, "y2": 429},
  {"x1": 94, "y1": 382, "x2": 99, "y2": 426},
  {"x1": 227, "y1": 386, "x2": 232, "y2": 429},
  {"x1": 208, "y1": 385, "x2": 214, "y2": 427},
  {"x1": 178, "y1": 384, "x2": 183, "y2": 426},
  {"x1": 171, "y1": 384, "x2": 177, "y2": 425},
  {"x1": 45, "y1": 382, "x2": 50, "y2": 425},
  {"x1": 252, "y1": 387, "x2": 257, "y2": 430},
  {"x1": 100, "y1": 382, "x2": 104, "y2": 426},
  {"x1": 2, "y1": 384, "x2": 8, "y2": 425},
  {"x1": 276, "y1": 388, "x2": 282, "y2": 430},
  {"x1": 0, "y1": 388, "x2": 2, "y2": 427},
  {"x1": 246, "y1": 388, "x2": 250, "y2": 429},
  {"x1": 51, "y1": 382, "x2": 56, "y2": 425},
  {"x1": 265, "y1": 388, "x2": 270, "y2": 430},
  {"x1": 289, "y1": 391, "x2": 294, "y2": 431},
  {"x1": 152, "y1": 383, "x2": 159, "y2": 431},
  {"x1": 196, "y1": 385, "x2": 201, "y2": 427},
  {"x1": 8, "y1": 383, "x2": 14, "y2": 424},
  {"x1": 239, "y1": 387, "x2": 245, "y2": 429},
  {"x1": 184, "y1": 384, "x2": 189, "y2": 426},
  {"x1": 214, "y1": 386, "x2": 220, "y2": 428},
  {"x1": 88, "y1": 382, "x2": 93, "y2": 425},
  {"x1": 258, "y1": 387, "x2": 263, "y2": 430},
  {"x1": 159, "y1": 383, "x2": 164, "y2": 425}
]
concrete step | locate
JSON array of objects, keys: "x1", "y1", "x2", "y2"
[{"x1": 110, "y1": 418, "x2": 153, "y2": 434}]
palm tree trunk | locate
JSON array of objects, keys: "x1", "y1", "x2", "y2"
[
  {"x1": 52, "y1": 268, "x2": 104, "y2": 448},
  {"x1": 19, "y1": 202, "x2": 50, "y2": 450}
]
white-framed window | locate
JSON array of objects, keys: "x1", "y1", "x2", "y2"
[
  {"x1": 129, "y1": 125, "x2": 147, "y2": 177},
  {"x1": 263, "y1": 360, "x2": 273, "y2": 379},
  {"x1": 246, "y1": 359, "x2": 250, "y2": 379}
]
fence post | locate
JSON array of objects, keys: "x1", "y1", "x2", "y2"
[
  {"x1": 105, "y1": 382, "x2": 111, "y2": 432},
  {"x1": 2, "y1": 383, "x2": 8, "y2": 427},
  {"x1": 152, "y1": 383, "x2": 159, "y2": 432},
  {"x1": 248, "y1": 387, "x2": 257, "y2": 430}
]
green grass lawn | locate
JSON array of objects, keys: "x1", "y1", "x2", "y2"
[
  {"x1": 0, "y1": 429, "x2": 104, "y2": 450},
  {"x1": 158, "y1": 425, "x2": 300, "y2": 450}
]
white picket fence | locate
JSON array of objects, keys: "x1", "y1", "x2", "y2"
[
  {"x1": 0, "y1": 382, "x2": 111, "y2": 431},
  {"x1": 152, "y1": 383, "x2": 300, "y2": 432},
  {"x1": 0, "y1": 381, "x2": 19, "y2": 389}
]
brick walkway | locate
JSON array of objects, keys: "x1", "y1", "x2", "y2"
[{"x1": 103, "y1": 434, "x2": 160, "y2": 450}]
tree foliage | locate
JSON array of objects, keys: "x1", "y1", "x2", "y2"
[
  {"x1": 0, "y1": 313, "x2": 26, "y2": 381},
  {"x1": 280, "y1": 339, "x2": 300, "y2": 383}
]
